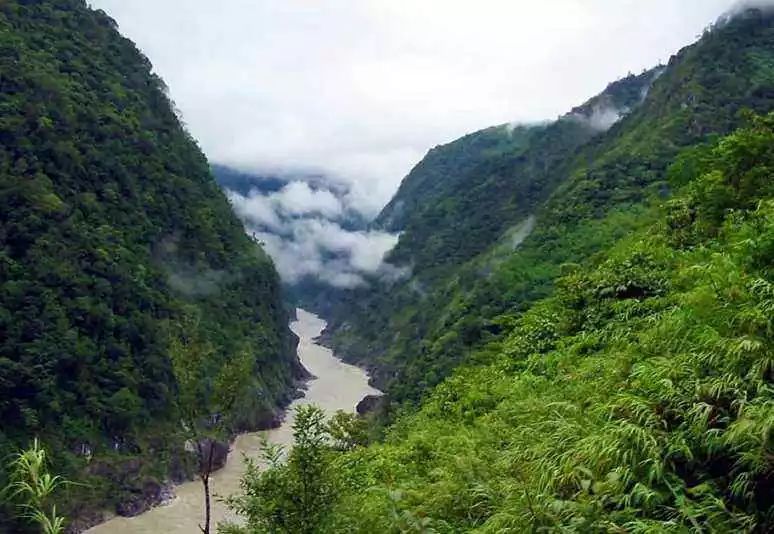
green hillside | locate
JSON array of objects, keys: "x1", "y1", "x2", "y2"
[
  {"x1": 377, "y1": 69, "x2": 660, "y2": 272},
  {"x1": 321, "y1": 9, "x2": 774, "y2": 408},
  {"x1": 227, "y1": 11, "x2": 774, "y2": 531},
  {"x1": 0, "y1": 0, "x2": 302, "y2": 527},
  {"x1": 275, "y1": 110, "x2": 774, "y2": 533}
]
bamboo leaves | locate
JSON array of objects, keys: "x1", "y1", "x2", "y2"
[{"x1": 3, "y1": 439, "x2": 67, "y2": 534}]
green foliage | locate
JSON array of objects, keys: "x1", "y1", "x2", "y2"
[
  {"x1": 319, "y1": 9, "x2": 774, "y2": 412},
  {"x1": 268, "y1": 113, "x2": 774, "y2": 531},
  {"x1": 3, "y1": 439, "x2": 68, "y2": 534},
  {"x1": 327, "y1": 410, "x2": 370, "y2": 451},
  {"x1": 222, "y1": 405, "x2": 340, "y2": 534},
  {"x1": 0, "y1": 0, "x2": 298, "y2": 524}
]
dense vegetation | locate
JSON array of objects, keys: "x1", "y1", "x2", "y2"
[
  {"x1": 377, "y1": 68, "x2": 659, "y2": 272},
  {"x1": 264, "y1": 10, "x2": 774, "y2": 529},
  {"x1": 0, "y1": 1, "x2": 301, "y2": 528},
  {"x1": 3, "y1": 2, "x2": 773, "y2": 532},
  {"x1": 232, "y1": 106, "x2": 774, "y2": 534},
  {"x1": 320, "y1": 9, "x2": 774, "y2": 410}
]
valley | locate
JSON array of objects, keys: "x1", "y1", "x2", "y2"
[
  {"x1": 87, "y1": 310, "x2": 379, "y2": 533},
  {"x1": 1, "y1": 2, "x2": 772, "y2": 533}
]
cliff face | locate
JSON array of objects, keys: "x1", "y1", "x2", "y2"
[{"x1": 0, "y1": 0, "x2": 302, "y2": 526}]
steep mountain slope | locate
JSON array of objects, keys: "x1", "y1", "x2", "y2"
[
  {"x1": 377, "y1": 69, "x2": 660, "y2": 272},
  {"x1": 321, "y1": 8, "x2": 774, "y2": 407},
  {"x1": 226, "y1": 12, "x2": 774, "y2": 531},
  {"x1": 0, "y1": 0, "x2": 302, "y2": 526},
  {"x1": 313, "y1": 111, "x2": 774, "y2": 533}
]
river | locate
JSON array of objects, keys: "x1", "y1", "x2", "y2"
[{"x1": 88, "y1": 309, "x2": 380, "y2": 533}]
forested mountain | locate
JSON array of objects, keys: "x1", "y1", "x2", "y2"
[
  {"x1": 376, "y1": 68, "x2": 660, "y2": 271},
  {"x1": 319, "y1": 8, "x2": 774, "y2": 406},
  {"x1": 227, "y1": 8, "x2": 774, "y2": 532},
  {"x1": 0, "y1": 0, "x2": 302, "y2": 528},
  {"x1": 242, "y1": 108, "x2": 774, "y2": 534}
]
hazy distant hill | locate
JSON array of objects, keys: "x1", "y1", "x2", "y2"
[{"x1": 211, "y1": 164, "x2": 289, "y2": 196}]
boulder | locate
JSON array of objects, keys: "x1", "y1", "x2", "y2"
[
  {"x1": 116, "y1": 494, "x2": 149, "y2": 517},
  {"x1": 356, "y1": 394, "x2": 384, "y2": 415},
  {"x1": 197, "y1": 438, "x2": 229, "y2": 473}
]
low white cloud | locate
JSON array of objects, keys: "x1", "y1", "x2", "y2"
[
  {"x1": 568, "y1": 104, "x2": 626, "y2": 132},
  {"x1": 274, "y1": 182, "x2": 343, "y2": 218},
  {"x1": 92, "y1": 0, "x2": 736, "y2": 217},
  {"x1": 227, "y1": 185, "x2": 400, "y2": 288},
  {"x1": 228, "y1": 181, "x2": 345, "y2": 232},
  {"x1": 297, "y1": 219, "x2": 397, "y2": 272},
  {"x1": 228, "y1": 192, "x2": 283, "y2": 231},
  {"x1": 586, "y1": 106, "x2": 625, "y2": 131}
]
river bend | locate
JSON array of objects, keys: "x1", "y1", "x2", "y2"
[{"x1": 88, "y1": 309, "x2": 379, "y2": 533}]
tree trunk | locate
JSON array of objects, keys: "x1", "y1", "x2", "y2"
[
  {"x1": 198, "y1": 440, "x2": 215, "y2": 534},
  {"x1": 201, "y1": 474, "x2": 211, "y2": 534}
]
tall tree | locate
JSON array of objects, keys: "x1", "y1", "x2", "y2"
[
  {"x1": 222, "y1": 404, "x2": 339, "y2": 534},
  {"x1": 169, "y1": 310, "x2": 254, "y2": 534}
]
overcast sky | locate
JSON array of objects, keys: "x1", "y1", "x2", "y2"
[{"x1": 89, "y1": 0, "x2": 742, "y2": 216}]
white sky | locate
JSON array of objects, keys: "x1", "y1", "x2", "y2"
[{"x1": 91, "y1": 0, "x2": 737, "y2": 216}]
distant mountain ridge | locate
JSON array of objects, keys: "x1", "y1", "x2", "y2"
[
  {"x1": 375, "y1": 68, "x2": 662, "y2": 275},
  {"x1": 211, "y1": 164, "x2": 290, "y2": 196},
  {"x1": 375, "y1": 68, "x2": 662, "y2": 234},
  {"x1": 212, "y1": 163, "x2": 350, "y2": 198}
]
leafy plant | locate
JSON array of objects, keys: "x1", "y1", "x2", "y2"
[
  {"x1": 222, "y1": 405, "x2": 340, "y2": 534},
  {"x1": 3, "y1": 439, "x2": 68, "y2": 534}
]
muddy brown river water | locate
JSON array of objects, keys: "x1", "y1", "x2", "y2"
[{"x1": 88, "y1": 309, "x2": 380, "y2": 533}]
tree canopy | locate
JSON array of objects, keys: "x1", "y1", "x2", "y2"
[{"x1": 0, "y1": 0, "x2": 301, "y2": 527}]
